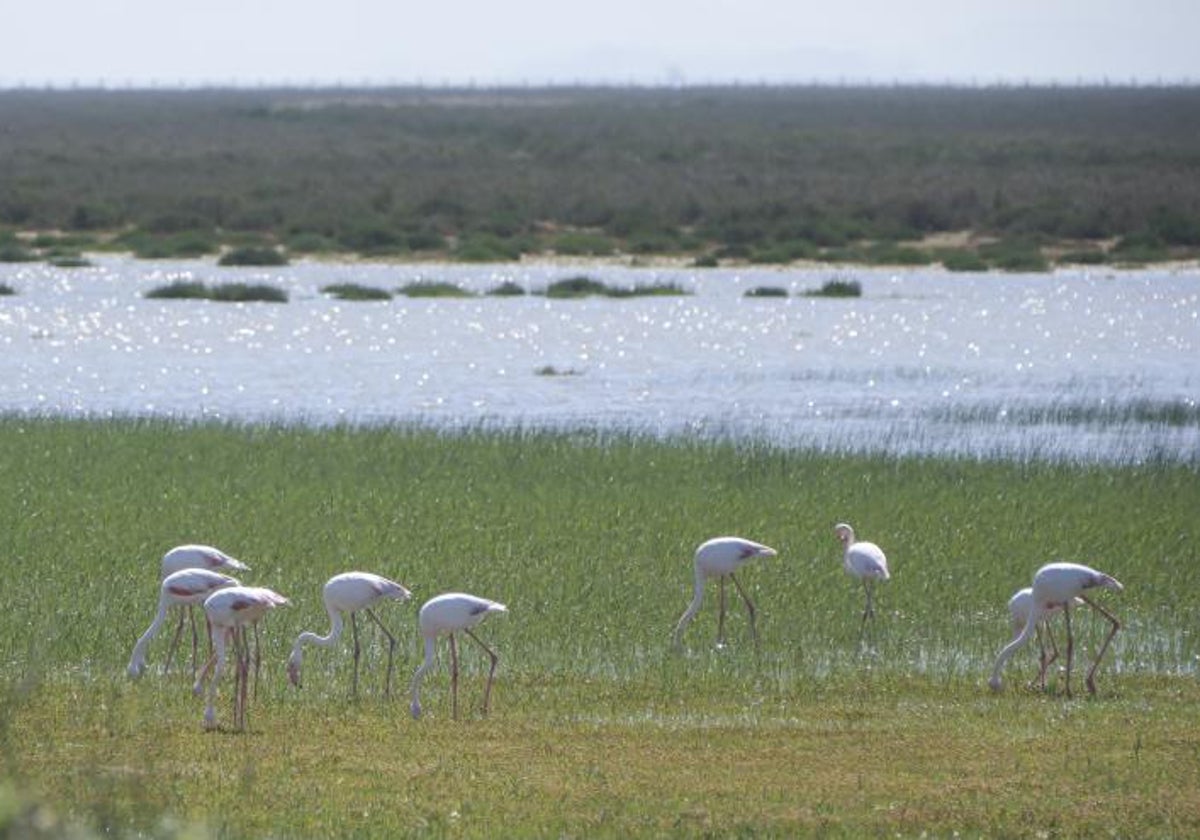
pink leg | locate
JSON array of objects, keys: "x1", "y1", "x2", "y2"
[
  {"x1": 1081, "y1": 595, "x2": 1121, "y2": 695},
  {"x1": 164, "y1": 608, "x2": 187, "y2": 675},
  {"x1": 1063, "y1": 603, "x2": 1074, "y2": 699},
  {"x1": 729, "y1": 572, "x2": 757, "y2": 645},
  {"x1": 464, "y1": 628, "x2": 500, "y2": 715},
  {"x1": 716, "y1": 577, "x2": 727, "y2": 646},
  {"x1": 449, "y1": 633, "x2": 460, "y2": 720}
]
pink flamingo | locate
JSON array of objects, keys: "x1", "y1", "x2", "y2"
[
  {"x1": 990, "y1": 562, "x2": 1123, "y2": 697},
  {"x1": 128, "y1": 568, "x2": 240, "y2": 678},
  {"x1": 194, "y1": 586, "x2": 288, "y2": 731},
  {"x1": 158, "y1": 544, "x2": 251, "y2": 676},
  {"x1": 835, "y1": 523, "x2": 890, "y2": 631},
  {"x1": 1005, "y1": 586, "x2": 1084, "y2": 691},
  {"x1": 409, "y1": 593, "x2": 507, "y2": 720},
  {"x1": 287, "y1": 572, "x2": 412, "y2": 697},
  {"x1": 673, "y1": 537, "x2": 777, "y2": 649}
]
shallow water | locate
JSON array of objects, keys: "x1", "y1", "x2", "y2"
[{"x1": 1, "y1": 258, "x2": 1197, "y2": 462}]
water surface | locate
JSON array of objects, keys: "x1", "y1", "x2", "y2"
[{"x1": 1, "y1": 258, "x2": 1197, "y2": 462}]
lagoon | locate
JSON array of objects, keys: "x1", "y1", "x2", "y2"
[{"x1": 1, "y1": 257, "x2": 1197, "y2": 462}]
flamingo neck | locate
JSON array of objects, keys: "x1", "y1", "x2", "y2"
[
  {"x1": 128, "y1": 599, "x2": 173, "y2": 675},
  {"x1": 990, "y1": 605, "x2": 1041, "y2": 688}
]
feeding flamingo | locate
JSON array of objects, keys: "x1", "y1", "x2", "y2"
[
  {"x1": 194, "y1": 585, "x2": 288, "y2": 731},
  {"x1": 672, "y1": 536, "x2": 777, "y2": 649},
  {"x1": 128, "y1": 568, "x2": 240, "y2": 678},
  {"x1": 287, "y1": 572, "x2": 412, "y2": 697},
  {"x1": 1005, "y1": 586, "x2": 1084, "y2": 691},
  {"x1": 834, "y1": 523, "x2": 890, "y2": 631},
  {"x1": 409, "y1": 593, "x2": 507, "y2": 720},
  {"x1": 990, "y1": 562, "x2": 1122, "y2": 697},
  {"x1": 157, "y1": 544, "x2": 252, "y2": 676}
]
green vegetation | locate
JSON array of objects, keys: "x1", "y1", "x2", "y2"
[
  {"x1": 396, "y1": 280, "x2": 474, "y2": 298},
  {"x1": 486, "y1": 280, "x2": 527, "y2": 296},
  {"x1": 216, "y1": 246, "x2": 288, "y2": 266},
  {"x1": 0, "y1": 418, "x2": 1197, "y2": 837},
  {"x1": 2, "y1": 86, "x2": 1199, "y2": 267},
  {"x1": 745, "y1": 285, "x2": 789, "y2": 297},
  {"x1": 320, "y1": 282, "x2": 393, "y2": 301},
  {"x1": 545, "y1": 276, "x2": 690, "y2": 298},
  {"x1": 804, "y1": 277, "x2": 862, "y2": 297},
  {"x1": 0, "y1": 283, "x2": 14, "y2": 295},
  {"x1": 144, "y1": 281, "x2": 288, "y2": 302}
]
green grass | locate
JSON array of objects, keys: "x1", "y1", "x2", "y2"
[
  {"x1": 320, "y1": 282, "x2": 393, "y2": 301},
  {"x1": 0, "y1": 418, "x2": 1198, "y2": 837},
  {"x1": 144, "y1": 281, "x2": 288, "y2": 302}
]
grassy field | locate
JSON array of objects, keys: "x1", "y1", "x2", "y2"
[{"x1": 1, "y1": 418, "x2": 1198, "y2": 837}]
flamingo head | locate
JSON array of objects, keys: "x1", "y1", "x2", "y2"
[
  {"x1": 834, "y1": 523, "x2": 855, "y2": 547},
  {"x1": 286, "y1": 652, "x2": 301, "y2": 688},
  {"x1": 1091, "y1": 571, "x2": 1124, "y2": 593}
]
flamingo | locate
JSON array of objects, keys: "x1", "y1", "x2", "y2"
[
  {"x1": 672, "y1": 536, "x2": 777, "y2": 649},
  {"x1": 835, "y1": 523, "x2": 890, "y2": 631},
  {"x1": 194, "y1": 586, "x2": 288, "y2": 731},
  {"x1": 157, "y1": 544, "x2": 252, "y2": 676},
  {"x1": 409, "y1": 593, "x2": 507, "y2": 720},
  {"x1": 1006, "y1": 586, "x2": 1084, "y2": 691},
  {"x1": 287, "y1": 572, "x2": 412, "y2": 697},
  {"x1": 128, "y1": 568, "x2": 240, "y2": 678},
  {"x1": 990, "y1": 562, "x2": 1123, "y2": 697}
]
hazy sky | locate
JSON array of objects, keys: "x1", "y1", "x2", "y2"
[{"x1": 4, "y1": 0, "x2": 1197, "y2": 88}]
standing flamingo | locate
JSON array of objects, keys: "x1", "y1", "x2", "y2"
[
  {"x1": 128, "y1": 568, "x2": 240, "y2": 678},
  {"x1": 1006, "y1": 586, "x2": 1084, "y2": 691},
  {"x1": 990, "y1": 562, "x2": 1123, "y2": 697},
  {"x1": 287, "y1": 572, "x2": 412, "y2": 697},
  {"x1": 158, "y1": 544, "x2": 252, "y2": 676},
  {"x1": 195, "y1": 586, "x2": 288, "y2": 731},
  {"x1": 835, "y1": 523, "x2": 890, "y2": 631},
  {"x1": 409, "y1": 593, "x2": 507, "y2": 720},
  {"x1": 672, "y1": 537, "x2": 777, "y2": 649}
]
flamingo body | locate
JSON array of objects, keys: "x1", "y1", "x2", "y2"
[
  {"x1": 410, "y1": 592, "x2": 507, "y2": 720},
  {"x1": 672, "y1": 536, "x2": 777, "y2": 649},
  {"x1": 161, "y1": 544, "x2": 251, "y2": 577},
  {"x1": 196, "y1": 586, "x2": 288, "y2": 730},
  {"x1": 835, "y1": 523, "x2": 889, "y2": 629},
  {"x1": 128, "y1": 568, "x2": 240, "y2": 678},
  {"x1": 990, "y1": 562, "x2": 1123, "y2": 696},
  {"x1": 288, "y1": 571, "x2": 412, "y2": 695}
]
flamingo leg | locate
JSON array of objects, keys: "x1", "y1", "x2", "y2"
[
  {"x1": 716, "y1": 576, "x2": 727, "y2": 647},
  {"x1": 239, "y1": 626, "x2": 252, "y2": 731},
  {"x1": 464, "y1": 627, "x2": 500, "y2": 715},
  {"x1": 364, "y1": 608, "x2": 397, "y2": 698},
  {"x1": 1039, "y1": 620, "x2": 1061, "y2": 691},
  {"x1": 1063, "y1": 602, "x2": 1074, "y2": 699},
  {"x1": 203, "y1": 630, "x2": 229, "y2": 729},
  {"x1": 449, "y1": 633, "x2": 460, "y2": 721},
  {"x1": 252, "y1": 623, "x2": 262, "y2": 701},
  {"x1": 351, "y1": 611, "x2": 361, "y2": 697},
  {"x1": 163, "y1": 607, "x2": 187, "y2": 675},
  {"x1": 728, "y1": 572, "x2": 757, "y2": 645},
  {"x1": 189, "y1": 605, "x2": 200, "y2": 680},
  {"x1": 1080, "y1": 595, "x2": 1121, "y2": 695}
]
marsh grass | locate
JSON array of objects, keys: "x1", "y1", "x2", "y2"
[
  {"x1": 320, "y1": 282, "x2": 393, "y2": 301},
  {"x1": 144, "y1": 282, "x2": 288, "y2": 302},
  {"x1": 397, "y1": 281, "x2": 474, "y2": 298},
  {"x1": 0, "y1": 418, "x2": 1197, "y2": 837}
]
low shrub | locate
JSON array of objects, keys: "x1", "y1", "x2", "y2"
[
  {"x1": 545, "y1": 276, "x2": 609, "y2": 298},
  {"x1": 397, "y1": 281, "x2": 473, "y2": 298},
  {"x1": 320, "y1": 283, "x2": 392, "y2": 301},
  {"x1": 941, "y1": 251, "x2": 990, "y2": 272},
  {"x1": 217, "y1": 247, "x2": 288, "y2": 266},
  {"x1": 0, "y1": 283, "x2": 15, "y2": 295},
  {"x1": 804, "y1": 278, "x2": 861, "y2": 298},
  {"x1": 487, "y1": 281, "x2": 527, "y2": 296},
  {"x1": 145, "y1": 281, "x2": 287, "y2": 302}
]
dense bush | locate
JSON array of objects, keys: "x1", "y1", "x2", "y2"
[{"x1": 1, "y1": 86, "x2": 1199, "y2": 265}]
